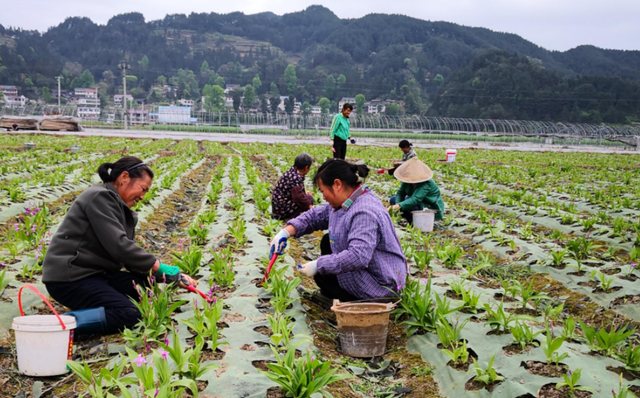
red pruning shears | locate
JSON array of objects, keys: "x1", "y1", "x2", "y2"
[
  {"x1": 262, "y1": 252, "x2": 279, "y2": 283},
  {"x1": 181, "y1": 275, "x2": 213, "y2": 303}
]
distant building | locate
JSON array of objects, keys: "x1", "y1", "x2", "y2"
[
  {"x1": 157, "y1": 106, "x2": 192, "y2": 124},
  {"x1": 178, "y1": 98, "x2": 194, "y2": 107},
  {"x1": 0, "y1": 85, "x2": 19, "y2": 97},
  {"x1": 276, "y1": 96, "x2": 301, "y2": 113},
  {"x1": 74, "y1": 88, "x2": 101, "y2": 120},
  {"x1": 364, "y1": 100, "x2": 386, "y2": 115},
  {"x1": 128, "y1": 109, "x2": 149, "y2": 124},
  {"x1": 3, "y1": 95, "x2": 27, "y2": 108},
  {"x1": 338, "y1": 97, "x2": 356, "y2": 112},
  {"x1": 224, "y1": 84, "x2": 241, "y2": 94},
  {"x1": 114, "y1": 94, "x2": 133, "y2": 107},
  {"x1": 311, "y1": 106, "x2": 322, "y2": 115}
]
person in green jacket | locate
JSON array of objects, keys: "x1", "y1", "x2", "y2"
[
  {"x1": 388, "y1": 157, "x2": 445, "y2": 225},
  {"x1": 329, "y1": 103, "x2": 355, "y2": 159}
]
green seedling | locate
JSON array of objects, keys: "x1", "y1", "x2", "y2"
[
  {"x1": 125, "y1": 347, "x2": 198, "y2": 397},
  {"x1": 0, "y1": 268, "x2": 11, "y2": 297},
  {"x1": 561, "y1": 315, "x2": 577, "y2": 341},
  {"x1": 124, "y1": 282, "x2": 187, "y2": 346},
  {"x1": 514, "y1": 280, "x2": 550, "y2": 309},
  {"x1": 229, "y1": 218, "x2": 247, "y2": 246},
  {"x1": 543, "y1": 303, "x2": 564, "y2": 324},
  {"x1": 510, "y1": 321, "x2": 542, "y2": 350},
  {"x1": 547, "y1": 249, "x2": 568, "y2": 267},
  {"x1": 443, "y1": 339, "x2": 470, "y2": 366},
  {"x1": 208, "y1": 247, "x2": 235, "y2": 287},
  {"x1": 66, "y1": 356, "x2": 133, "y2": 398},
  {"x1": 186, "y1": 223, "x2": 208, "y2": 246},
  {"x1": 612, "y1": 372, "x2": 639, "y2": 398},
  {"x1": 171, "y1": 245, "x2": 203, "y2": 277},
  {"x1": 436, "y1": 242, "x2": 464, "y2": 269},
  {"x1": 460, "y1": 287, "x2": 483, "y2": 314},
  {"x1": 198, "y1": 210, "x2": 217, "y2": 225},
  {"x1": 261, "y1": 345, "x2": 352, "y2": 398},
  {"x1": 615, "y1": 344, "x2": 640, "y2": 372},
  {"x1": 413, "y1": 248, "x2": 434, "y2": 272},
  {"x1": 556, "y1": 368, "x2": 594, "y2": 397},
  {"x1": 472, "y1": 355, "x2": 504, "y2": 386},
  {"x1": 436, "y1": 316, "x2": 469, "y2": 350},
  {"x1": 541, "y1": 328, "x2": 568, "y2": 366},
  {"x1": 484, "y1": 301, "x2": 537, "y2": 333}
]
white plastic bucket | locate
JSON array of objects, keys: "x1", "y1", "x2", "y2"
[
  {"x1": 412, "y1": 209, "x2": 437, "y2": 232},
  {"x1": 12, "y1": 285, "x2": 76, "y2": 376},
  {"x1": 446, "y1": 149, "x2": 457, "y2": 163}
]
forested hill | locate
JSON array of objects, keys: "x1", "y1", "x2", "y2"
[{"x1": 1, "y1": 5, "x2": 639, "y2": 122}]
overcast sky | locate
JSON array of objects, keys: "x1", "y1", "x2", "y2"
[{"x1": 2, "y1": 0, "x2": 639, "y2": 52}]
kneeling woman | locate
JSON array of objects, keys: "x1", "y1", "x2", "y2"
[
  {"x1": 389, "y1": 157, "x2": 445, "y2": 225},
  {"x1": 43, "y1": 156, "x2": 197, "y2": 335},
  {"x1": 269, "y1": 159, "x2": 406, "y2": 302}
]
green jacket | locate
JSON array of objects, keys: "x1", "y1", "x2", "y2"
[
  {"x1": 329, "y1": 113, "x2": 350, "y2": 140},
  {"x1": 43, "y1": 183, "x2": 157, "y2": 283},
  {"x1": 396, "y1": 180, "x2": 445, "y2": 221}
]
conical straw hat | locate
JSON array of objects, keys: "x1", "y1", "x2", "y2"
[{"x1": 394, "y1": 157, "x2": 433, "y2": 183}]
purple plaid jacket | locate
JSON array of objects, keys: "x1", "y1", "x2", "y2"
[{"x1": 288, "y1": 187, "x2": 407, "y2": 299}]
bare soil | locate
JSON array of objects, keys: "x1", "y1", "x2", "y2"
[
  {"x1": 522, "y1": 360, "x2": 568, "y2": 377},
  {"x1": 537, "y1": 383, "x2": 593, "y2": 398}
]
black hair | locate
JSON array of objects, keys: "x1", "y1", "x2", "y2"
[
  {"x1": 97, "y1": 156, "x2": 154, "y2": 183},
  {"x1": 342, "y1": 103, "x2": 353, "y2": 112},
  {"x1": 399, "y1": 140, "x2": 412, "y2": 148},
  {"x1": 294, "y1": 153, "x2": 313, "y2": 170},
  {"x1": 313, "y1": 159, "x2": 369, "y2": 190}
]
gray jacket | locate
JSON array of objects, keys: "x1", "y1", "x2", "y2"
[{"x1": 42, "y1": 183, "x2": 157, "y2": 283}]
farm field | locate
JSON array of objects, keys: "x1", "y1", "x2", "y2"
[{"x1": 0, "y1": 133, "x2": 639, "y2": 397}]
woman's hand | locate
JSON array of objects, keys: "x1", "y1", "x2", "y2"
[
  {"x1": 387, "y1": 204, "x2": 400, "y2": 212},
  {"x1": 180, "y1": 274, "x2": 199, "y2": 288},
  {"x1": 296, "y1": 260, "x2": 318, "y2": 277}
]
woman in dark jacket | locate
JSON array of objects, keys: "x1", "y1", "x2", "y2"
[
  {"x1": 271, "y1": 153, "x2": 314, "y2": 220},
  {"x1": 43, "y1": 156, "x2": 197, "y2": 335}
]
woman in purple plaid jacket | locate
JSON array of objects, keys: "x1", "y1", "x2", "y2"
[{"x1": 269, "y1": 159, "x2": 407, "y2": 303}]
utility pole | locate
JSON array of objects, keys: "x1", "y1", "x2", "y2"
[
  {"x1": 118, "y1": 60, "x2": 130, "y2": 130},
  {"x1": 55, "y1": 76, "x2": 61, "y2": 113}
]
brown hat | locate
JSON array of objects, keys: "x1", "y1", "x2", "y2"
[{"x1": 394, "y1": 157, "x2": 433, "y2": 183}]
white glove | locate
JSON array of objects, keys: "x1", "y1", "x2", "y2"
[
  {"x1": 269, "y1": 229, "x2": 290, "y2": 257},
  {"x1": 297, "y1": 260, "x2": 318, "y2": 277}
]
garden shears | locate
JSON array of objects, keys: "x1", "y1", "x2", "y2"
[
  {"x1": 181, "y1": 275, "x2": 213, "y2": 303},
  {"x1": 262, "y1": 252, "x2": 279, "y2": 283}
]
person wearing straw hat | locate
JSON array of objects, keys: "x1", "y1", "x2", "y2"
[
  {"x1": 42, "y1": 156, "x2": 197, "y2": 335},
  {"x1": 388, "y1": 157, "x2": 445, "y2": 225}
]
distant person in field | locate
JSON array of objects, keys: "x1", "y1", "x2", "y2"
[
  {"x1": 269, "y1": 159, "x2": 406, "y2": 306},
  {"x1": 388, "y1": 157, "x2": 445, "y2": 225},
  {"x1": 12, "y1": 122, "x2": 18, "y2": 131},
  {"x1": 329, "y1": 103, "x2": 355, "y2": 160},
  {"x1": 42, "y1": 156, "x2": 197, "y2": 335},
  {"x1": 387, "y1": 140, "x2": 418, "y2": 176},
  {"x1": 272, "y1": 153, "x2": 314, "y2": 220}
]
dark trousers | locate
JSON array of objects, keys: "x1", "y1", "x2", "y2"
[
  {"x1": 46, "y1": 271, "x2": 150, "y2": 334},
  {"x1": 314, "y1": 234, "x2": 358, "y2": 302},
  {"x1": 333, "y1": 137, "x2": 347, "y2": 160},
  {"x1": 390, "y1": 195, "x2": 421, "y2": 225}
]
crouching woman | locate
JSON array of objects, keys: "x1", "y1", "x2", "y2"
[{"x1": 43, "y1": 156, "x2": 196, "y2": 335}]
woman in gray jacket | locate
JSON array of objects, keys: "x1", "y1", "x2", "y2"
[{"x1": 43, "y1": 156, "x2": 197, "y2": 335}]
